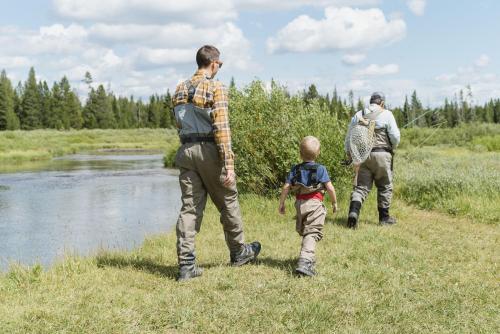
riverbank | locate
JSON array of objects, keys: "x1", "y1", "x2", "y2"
[
  {"x1": 1, "y1": 193, "x2": 498, "y2": 333},
  {"x1": 0, "y1": 129, "x2": 178, "y2": 172}
]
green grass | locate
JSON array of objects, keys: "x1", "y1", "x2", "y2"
[
  {"x1": 399, "y1": 123, "x2": 500, "y2": 149},
  {"x1": 0, "y1": 127, "x2": 499, "y2": 332},
  {"x1": 395, "y1": 147, "x2": 500, "y2": 224},
  {"x1": 0, "y1": 129, "x2": 179, "y2": 171},
  {"x1": 0, "y1": 195, "x2": 498, "y2": 333}
]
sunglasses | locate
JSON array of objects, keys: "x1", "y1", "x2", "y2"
[{"x1": 214, "y1": 60, "x2": 223, "y2": 68}]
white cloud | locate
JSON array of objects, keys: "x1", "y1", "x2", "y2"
[
  {"x1": 0, "y1": 56, "x2": 33, "y2": 69},
  {"x1": 53, "y1": 0, "x2": 236, "y2": 25},
  {"x1": 342, "y1": 53, "x2": 366, "y2": 65},
  {"x1": 355, "y1": 63, "x2": 399, "y2": 76},
  {"x1": 88, "y1": 22, "x2": 254, "y2": 71},
  {"x1": 235, "y1": 0, "x2": 380, "y2": 10},
  {"x1": 475, "y1": 54, "x2": 490, "y2": 67},
  {"x1": 434, "y1": 57, "x2": 499, "y2": 104},
  {"x1": 407, "y1": 0, "x2": 426, "y2": 16},
  {"x1": 267, "y1": 7, "x2": 406, "y2": 53},
  {"x1": 0, "y1": 24, "x2": 88, "y2": 56}
]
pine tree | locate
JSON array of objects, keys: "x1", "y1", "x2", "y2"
[
  {"x1": 94, "y1": 85, "x2": 115, "y2": 128},
  {"x1": 0, "y1": 70, "x2": 19, "y2": 130},
  {"x1": 39, "y1": 81, "x2": 53, "y2": 128},
  {"x1": 60, "y1": 77, "x2": 82, "y2": 129},
  {"x1": 402, "y1": 95, "x2": 410, "y2": 127},
  {"x1": 161, "y1": 91, "x2": 174, "y2": 128},
  {"x1": 410, "y1": 90, "x2": 423, "y2": 127},
  {"x1": 147, "y1": 94, "x2": 162, "y2": 128},
  {"x1": 21, "y1": 67, "x2": 42, "y2": 129}
]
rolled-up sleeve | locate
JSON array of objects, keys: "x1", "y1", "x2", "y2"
[{"x1": 212, "y1": 82, "x2": 235, "y2": 170}]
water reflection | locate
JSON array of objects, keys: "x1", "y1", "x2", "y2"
[{"x1": 0, "y1": 153, "x2": 180, "y2": 271}]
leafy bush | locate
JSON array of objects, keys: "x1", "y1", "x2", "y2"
[
  {"x1": 472, "y1": 135, "x2": 500, "y2": 152},
  {"x1": 229, "y1": 81, "x2": 350, "y2": 194}
]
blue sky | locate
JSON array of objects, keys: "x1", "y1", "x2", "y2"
[{"x1": 0, "y1": 0, "x2": 498, "y2": 106}]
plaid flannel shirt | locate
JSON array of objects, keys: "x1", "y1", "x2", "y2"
[{"x1": 173, "y1": 70, "x2": 235, "y2": 170}]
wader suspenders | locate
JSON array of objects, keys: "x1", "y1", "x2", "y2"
[
  {"x1": 187, "y1": 80, "x2": 196, "y2": 103},
  {"x1": 291, "y1": 163, "x2": 319, "y2": 187},
  {"x1": 362, "y1": 109, "x2": 395, "y2": 171}
]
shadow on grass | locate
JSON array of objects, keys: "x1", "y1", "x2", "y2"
[
  {"x1": 96, "y1": 253, "x2": 222, "y2": 280},
  {"x1": 326, "y1": 215, "x2": 349, "y2": 228},
  {"x1": 257, "y1": 257, "x2": 296, "y2": 274},
  {"x1": 96, "y1": 254, "x2": 179, "y2": 280}
]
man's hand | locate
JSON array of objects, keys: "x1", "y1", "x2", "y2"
[
  {"x1": 223, "y1": 169, "x2": 236, "y2": 188},
  {"x1": 332, "y1": 203, "x2": 338, "y2": 214},
  {"x1": 279, "y1": 202, "x2": 286, "y2": 215}
]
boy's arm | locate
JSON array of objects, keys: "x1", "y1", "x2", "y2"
[
  {"x1": 278, "y1": 183, "x2": 291, "y2": 215},
  {"x1": 324, "y1": 181, "x2": 338, "y2": 213}
]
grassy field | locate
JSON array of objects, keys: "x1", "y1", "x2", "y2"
[
  {"x1": 0, "y1": 129, "x2": 178, "y2": 171},
  {"x1": 0, "y1": 126, "x2": 499, "y2": 333},
  {"x1": 0, "y1": 195, "x2": 498, "y2": 333},
  {"x1": 395, "y1": 147, "x2": 500, "y2": 224}
]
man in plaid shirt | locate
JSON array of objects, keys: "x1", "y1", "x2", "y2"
[{"x1": 173, "y1": 45, "x2": 261, "y2": 281}]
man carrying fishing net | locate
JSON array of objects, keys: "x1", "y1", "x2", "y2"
[{"x1": 344, "y1": 92, "x2": 401, "y2": 229}]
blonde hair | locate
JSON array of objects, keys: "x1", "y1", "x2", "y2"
[{"x1": 300, "y1": 136, "x2": 320, "y2": 161}]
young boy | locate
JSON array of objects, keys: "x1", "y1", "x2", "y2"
[{"x1": 278, "y1": 136, "x2": 338, "y2": 277}]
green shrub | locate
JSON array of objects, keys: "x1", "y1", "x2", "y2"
[
  {"x1": 472, "y1": 135, "x2": 500, "y2": 152},
  {"x1": 229, "y1": 81, "x2": 350, "y2": 194}
]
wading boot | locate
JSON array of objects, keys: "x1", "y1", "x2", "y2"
[
  {"x1": 347, "y1": 201, "x2": 362, "y2": 229},
  {"x1": 177, "y1": 264, "x2": 203, "y2": 282},
  {"x1": 230, "y1": 241, "x2": 261, "y2": 266},
  {"x1": 378, "y1": 207, "x2": 397, "y2": 226},
  {"x1": 295, "y1": 258, "x2": 316, "y2": 277}
]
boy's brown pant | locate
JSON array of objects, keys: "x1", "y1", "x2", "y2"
[
  {"x1": 175, "y1": 142, "x2": 245, "y2": 266},
  {"x1": 295, "y1": 199, "x2": 326, "y2": 262}
]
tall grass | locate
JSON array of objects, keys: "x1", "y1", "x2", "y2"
[
  {"x1": 395, "y1": 147, "x2": 500, "y2": 223},
  {"x1": 399, "y1": 123, "x2": 500, "y2": 149}
]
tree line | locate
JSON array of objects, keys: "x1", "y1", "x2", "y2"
[
  {"x1": 0, "y1": 67, "x2": 499, "y2": 131},
  {"x1": 303, "y1": 83, "x2": 500, "y2": 128},
  {"x1": 0, "y1": 68, "x2": 175, "y2": 131}
]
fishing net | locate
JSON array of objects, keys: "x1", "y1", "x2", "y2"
[
  {"x1": 348, "y1": 118, "x2": 376, "y2": 186},
  {"x1": 349, "y1": 118, "x2": 376, "y2": 165}
]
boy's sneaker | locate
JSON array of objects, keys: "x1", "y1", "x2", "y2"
[
  {"x1": 177, "y1": 264, "x2": 203, "y2": 282},
  {"x1": 230, "y1": 241, "x2": 261, "y2": 266},
  {"x1": 295, "y1": 258, "x2": 316, "y2": 277}
]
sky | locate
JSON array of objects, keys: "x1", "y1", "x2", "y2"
[{"x1": 0, "y1": 0, "x2": 498, "y2": 107}]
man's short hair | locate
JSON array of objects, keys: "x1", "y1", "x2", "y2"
[
  {"x1": 370, "y1": 92, "x2": 385, "y2": 105},
  {"x1": 196, "y1": 45, "x2": 220, "y2": 69},
  {"x1": 300, "y1": 136, "x2": 321, "y2": 161}
]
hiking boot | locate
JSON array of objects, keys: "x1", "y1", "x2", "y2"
[
  {"x1": 230, "y1": 241, "x2": 261, "y2": 266},
  {"x1": 347, "y1": 201, "x2": 362, "y2": 229},
  {"x1": 177, "y1": 264, "x2": 203, "y2": 282},
  {"x1": 378, "y1": 207, "x2": 397, "y2": 226},
  {"x1": 380, "y1": 216, "x2": 397, "y2": 225},
  {"x1": 295, "y1": 258, "x2": 316, "y2": 277}
]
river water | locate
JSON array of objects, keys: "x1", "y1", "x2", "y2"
[{"x1": 0, "y1": 153, "x2": 181, "y2": 271}]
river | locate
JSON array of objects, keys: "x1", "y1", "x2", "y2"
[{"x1": 0, "y1": 153, "x2": 181, "y2": 271}]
